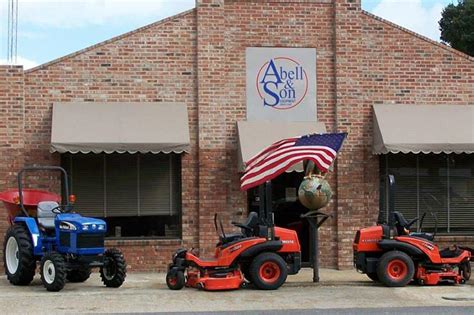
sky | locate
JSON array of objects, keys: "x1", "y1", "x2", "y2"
[{"x1": 0, "y1": 0, "x2": 458, "y2": 69}]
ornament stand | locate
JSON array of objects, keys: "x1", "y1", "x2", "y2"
[{"x1": 301, "y1": 210, "x2": 331, "y2": 283}]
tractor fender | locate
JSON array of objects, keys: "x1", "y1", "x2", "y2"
[
  {"x1": 237, "y1": 240, "x2": 283, "y2": 260},
  {"x1": 378, "y1": 239, "x2": 425, "y2": 258},
  {"x1": 13, "y1": 217, "x2": 43, "y2": 256}
]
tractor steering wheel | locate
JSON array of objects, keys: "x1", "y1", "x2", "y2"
[
  {"x1": 51, "y1": 205, "x2": 64, "y2": 214},
  {"x1": 50, "y1": 205, "x2": 71, "y2": 214}
]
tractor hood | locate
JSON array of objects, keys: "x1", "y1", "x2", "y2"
[{"x1": 56, "y1": 213, "x2": 107, "y2": 232}]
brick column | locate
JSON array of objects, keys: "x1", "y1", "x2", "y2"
[
  {"x1": 0, "y1": 65, "x2": 25, "y2": 271},
  {"x1": 196, "y1": 0, "x2": 230, "y2": 254},
  {"x1": 334, "y1": 0, "x2": 373, "y2": 269}
]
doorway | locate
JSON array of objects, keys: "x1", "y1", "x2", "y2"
[{"x1": 247, "y1": 172, "x2": 310, "y2": 264}]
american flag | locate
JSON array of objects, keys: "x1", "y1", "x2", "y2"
[{"x1": 240, "y1": 132, "x2": 347, "y2": 191}]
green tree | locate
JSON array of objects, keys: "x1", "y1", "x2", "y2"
[{"x1": 439, "y1": 0, "x2": 474, "y2": 56}]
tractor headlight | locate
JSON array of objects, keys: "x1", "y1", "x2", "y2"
[
  {"x1": 82, "y1": 223, "x2": 105, "y2": 231},
  {"x1": 59, "y1": 221, "x2": 77, "y2": 231}
]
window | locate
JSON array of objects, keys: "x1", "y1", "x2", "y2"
[
  {"x1": 62, "y1": 153, "x2": 181, "y2": 239},
  {"x1": 380, "y1": 153, "x2": 474, "y2": 234}
]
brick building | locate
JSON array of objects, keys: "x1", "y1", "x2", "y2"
[{"x1": 1, "y1": 0, "x2": 473, "y2": 272}]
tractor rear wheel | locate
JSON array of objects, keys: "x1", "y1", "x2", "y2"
[
  {"x1": 460, "y1": 261, "x2": 471, "y2": 281},
  {"x1": 40, "y1": 252, "x2": 67, "y2": 292},
  {"x1": 166, "y1": 270, "x2": 185, "y2": 290},
  {"x1": 67, "y1": 266, "x2": 91, "y2": 283},
  {"x1": 100, "y1": 248, "x2": 127, "y2": 288},
  {"x1": 377, "y1": 251, "x2": 414, "y2": 287},
  {"x1": 249, "y1": 252, "x2": 287, "y2": 290},
  {"x1": 3, "y1": 225, "x2": 36, "y2": 285}
]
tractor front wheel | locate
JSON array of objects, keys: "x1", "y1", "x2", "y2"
[
  {"x1": 100, "y1": 248, "x2": 127, "y2": 288},
  {"x1": 3, "y1": 225, "x2": 36, "y2": 285},
  {"x1": 40, "y1": 252, "x2": 67, "y2": 292},
  {"x1": 67, "y1": 266, "x2": 91, "y2": 283},
  {"x1": 377, "y1": 251, "x2": 414, "y2": 287},
  {"x1": 249, "y1": 252, "x2": 288, "y2": 290},
  {"x1": 166, "y1": 270, "x2": 185, "y2": 290}
]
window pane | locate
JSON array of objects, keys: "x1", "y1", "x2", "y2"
[
  {"x1": 418, "y1": 154, "x2": 448, "y2": 233},
  {"x1": 449, "y1": 154, "x2": 474, "y2": 233},
  {"x1": 139, "y1": 154, "x2": 171, "y2": 215},
  {"x1": 104, "y1": 215, "x2": 180, "y2": 238},
  {"x1": 386, "y1": 154, "x2": 418, "y2": 228},
  {"x1": 105, "y1": 154, "x2": 139, "y2": 217},
  {"x1": 64, "y1": 154, "x2": 105, "y2": 217}
]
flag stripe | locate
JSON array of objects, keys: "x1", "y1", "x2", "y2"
[
  {"x1": 244, "y1": 145, "x2": 336, "y2": 173},
  {"x1": 241, "y1": 155, "x2": 330, "y2": 190},
  {"x1": 245, "y1": 139, "x2": 297, "y2": 171},
  {"x1": 241, "y1": 149, "x2": 334, "y2": 181},
  {"x1": 240, "y1": 132, "x2": 347, "y2": 191}
]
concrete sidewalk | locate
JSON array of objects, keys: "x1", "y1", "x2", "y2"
[{"x1": 0, "y1": 268, "x2": 473, "y2": 314}]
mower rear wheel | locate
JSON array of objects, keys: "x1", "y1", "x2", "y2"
[
  {"x1": 366, "y1": 272, "x2": 379, "y2": 282},
  {"x1": 3, "y1": 225, "x2": 36, "y2": 285},
  {"x1": 249, "y1": 252, "x2": 287, "y2": 290},
  {"x1": 40, "y1": 252, "x2": 67, "y2": 292},
  {"x1": 166, "y1": 270, "x2": 185, "y2": 290},
  {"x1": 100, "y1": 248, "x2": 127, "y2": 288},
  {"x1": 67, "y1": 266, "x2": 91, "y2": 283},
  {"x1": 460, "y1": 261, "x2": 471, "y2": 281},
  {"x1": 377, "y1": 251, "x2": 414, "y2": 287}
]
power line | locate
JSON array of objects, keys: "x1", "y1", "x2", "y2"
[{"x1": 6, "y1": 0, "x2": 18, "y2": 63}]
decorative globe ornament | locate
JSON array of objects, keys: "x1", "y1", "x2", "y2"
[{"x1": 298, "y1": 175, "x2": 333, "y2": 210}]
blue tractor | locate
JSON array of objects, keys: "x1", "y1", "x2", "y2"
[{"x1": 0, "y1": 166, "x2": 127, "y2": 291}]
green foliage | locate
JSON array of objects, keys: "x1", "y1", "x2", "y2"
[{"x1": 439, "y1": 0, "x2": 474, "y2": 56}]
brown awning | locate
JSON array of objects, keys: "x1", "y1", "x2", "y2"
[
  {"x1": 373, "y1": 104, "x2": 474, "y2": 154},
  {"x1": 51, "y1": 102, "x2": 190, "y2": 154},
  {"x1": 237, "y1": 121, "x2": 327, "y2": 172}
]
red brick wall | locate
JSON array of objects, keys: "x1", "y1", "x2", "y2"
[
  {"x1": 333, "y1": 2, "x2": 474, "y2": 268},
  {"x1": 0, "y1": 10, "x2": 199, "y2": 272},
  {"x1": 0, "y1": 66, "x2": 26, "y2": 264}
]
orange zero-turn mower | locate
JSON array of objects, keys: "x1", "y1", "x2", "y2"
[
  {"x1": 353, "y1": 175, "x2": 473, "y2": 287},
  {"x1": 166, "y1": 212, "x2": 301, "y2": 291}
]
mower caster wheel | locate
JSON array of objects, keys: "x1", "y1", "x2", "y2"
[
  {"x1": 249, "y1": 252, "x2": 288, "y2": 290},
  {"x1": 166, "y1": 271, "x2": 185, "y2": 290},
  {"x1": 196, "y1": 282, "x2": 205, "y2": 290},
  {"x1": 100, "y1": 248, "x2": 127, "y2": 288},
  {"x1": 40, "y1": 252, "x2": 67, "y2": 292},
  {"x1": 418, "y1": 279, "x2": 425, "y2": 286},
  {"x1": 460, "y1": 261, "x2": 471, "y2": 281},
  {"x1": 240, "y1": 281, "x2": 249, "y2": 289},
  {"x1": 366, "y1": 272, "x2": 379, "y2": 282}
]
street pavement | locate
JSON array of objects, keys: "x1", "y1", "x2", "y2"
[{"x1": 0, "y1": 268, "x2": 473, "y2": 314}]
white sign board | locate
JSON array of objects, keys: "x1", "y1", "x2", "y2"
[{"x1": 246, "y1": 47, "x2": 316, "y2": 122}]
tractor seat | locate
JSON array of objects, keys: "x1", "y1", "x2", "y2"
[
  {"x1": 409, "y1": 232, "x2": 434, "y2": 242},
  {"x1": 37, "y1": 201, "x2": 59, "y2": 230}
]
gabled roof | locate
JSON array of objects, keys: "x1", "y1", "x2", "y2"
[{"x1": 26, "y1": 8, "x2": 196, "y2": 73}]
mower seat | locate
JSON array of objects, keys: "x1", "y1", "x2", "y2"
[
  {"x1": 238, "y1": 212, "x2": 259, "y2": 237},
  {"x1": 37, "y1": 201, "x2": 59, "y2": 230}
]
